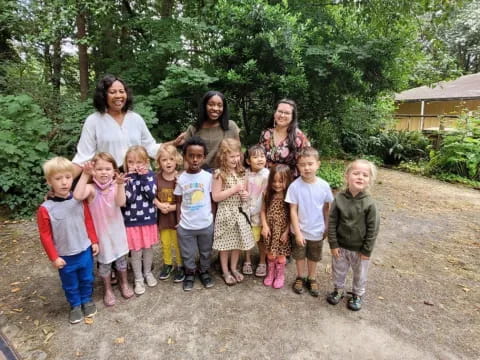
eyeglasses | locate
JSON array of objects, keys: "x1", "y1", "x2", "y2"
[{"x1": 276, "y1": 110, "x2": 292, "y2": 116}]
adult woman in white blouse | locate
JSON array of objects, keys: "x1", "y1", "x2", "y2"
[{"x1": 72, "y1": 75, "x2": 164, "y2": 176}]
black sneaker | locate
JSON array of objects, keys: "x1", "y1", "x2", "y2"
[
  {"x1": 159, "y1": 264, "x2": 174, "y2": 280},
  {"x1": 199, "y1": 271, "x2": 214, "y2": 288},
  {"x1": 183, "y1": 274, "x2": 195, "y2": 291},
  {"x1": 305, "y1": 278, "x2": 320, "y2": 297},
  {"x1": 348, "y1": 294, "x2": 362, "y2": 311},
  {"x1": 326, "y1": 289, "x2": 344, "y2": 305},
  {"x1": 82, "y1": 301, "x2": 97, "y2": 318},
  {"x1": 69, "y1": 306, "x2": 83, "y2": 324},
  {"x1": 173, "y1": 267, "x2": 185, "y2": 283},
  {"x1": 292, "y1": 277, "x2": 306, "y2": 294}
]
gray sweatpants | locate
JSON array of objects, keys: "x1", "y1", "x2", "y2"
[
  {"x1": 177, "y1": 223, "x2": 214, "y2": 273},
  {"x1": 331, "y1": 248, "x2": 370, "y2": 297}
]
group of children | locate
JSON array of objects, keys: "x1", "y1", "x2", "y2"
[{"x1": 37, "y1": 135, "x2": 379, "y2": 324}]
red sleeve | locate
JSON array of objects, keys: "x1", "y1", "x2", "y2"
[
  {"x1": 83, "y1": 201, "x2": 98, "y2": 244},
  {"x1": 36, "y1": 206, "x2": 58, "y2": 262}
]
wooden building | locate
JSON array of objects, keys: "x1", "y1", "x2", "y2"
[{"x1": 394, "y1": 73, "x2": 480, "y2": 131}]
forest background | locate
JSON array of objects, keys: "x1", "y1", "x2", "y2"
[{"x1": 1, "y1": 0, "x2": 480, "y2": 216}]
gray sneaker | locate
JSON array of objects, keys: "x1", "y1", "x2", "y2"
[
  {"x1": 69, "y1": 306, "x2": 83, "y2": 324},
  {"x1": 326, "y1": 289, "x2": 344, "y2": 305},
  {"x1": 82, "y1": 302, "x2": 97, "y2": 318}
]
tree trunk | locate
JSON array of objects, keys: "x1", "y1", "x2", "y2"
[
  {"x1": 76, "y1": 5, "x2": 89, "y2": 101},
  {"x1": 160, "y1": 0, "x2": 175, "y2": 18},
  {"x1": 52, "y1": 36, "x2": 62, "y2": 94},
  {"x1": 43, "y1": 43, "x2": 52, "y2": 85}
]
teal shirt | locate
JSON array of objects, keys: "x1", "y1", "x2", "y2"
[{"x1": 328, "y1": 190, "x2": 379, "y2": 257}]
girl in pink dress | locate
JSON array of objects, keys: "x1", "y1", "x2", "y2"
[{"x1": 73, "y1": 152, "x2": 134, "y2": 307}]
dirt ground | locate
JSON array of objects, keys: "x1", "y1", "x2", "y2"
[{"x1": 0, "y1": 168, "x2": 479, "y2": 360}]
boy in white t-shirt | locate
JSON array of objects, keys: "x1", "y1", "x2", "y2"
[
  {"x1": 174, "y1": 136, "x2": 215, "y2": 291},
  {"x1": 285, "y1": 147, "x2": 333, "y2": 297}
]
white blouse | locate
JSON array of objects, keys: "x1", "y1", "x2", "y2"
[{"x1": 72, "y1": 111, "x2": 160, "y2": 167}]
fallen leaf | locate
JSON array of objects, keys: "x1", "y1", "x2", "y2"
[
  {"x1": 11, "y1": 288, "x2": 20, "y2": 293},
  {"x1": 462, "y1": 287, "x2": 470, "y2": 292},
  {"x1": 325, "y1": 264, "x2": 331, "y2": 274},
  {"x1": 218, "y1": 347, "x2": 227, "y2": 353},
  {"x1": 114, "y1": 337, "x2": 125, "y2": 344},
  {"x1": 378, "y1": 296, "x2": 384, "y2": 300},
  {"x1": 167, "y1": 337, "x2": 174, "y2": 345},
  {"x1": 407, "y1": 306, "x2": 415, "y2": 312},
  {"x1": 10, "y1": 281, "x2": 21, "y2": 286},
  {"x1": 34, "y1": 320, "x2": 39, "y2": 327},
  {"x1": 424, "y1": 300, "x2": 434, "y2": 306},
  {"x1": 42, "y1": 329, "x2": 49, "y2": 335},
  {"x1": 84, "y1": 317, "x2": 94, "y2": 325},
  {"x1": 12, "y1": 308, "x2": 23, "y2": 312},
  {"x1": 76, "y1": 351, "x2": 82, "y2": 357}
]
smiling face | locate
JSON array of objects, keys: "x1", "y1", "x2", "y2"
[
  {"x1": 247, "y1": 151, "x2": 266, "y2": 172},
  {"x1": 48, "y1": 172, "x2": 73, "y2": 198},
  {"x1": 93, "y1": 158, "x2": 115, "y2": 184},
  {"x1": 206, "y1": 95, "x2": 224, "y2": 122},
  {"x1": 185, "y1": 145, "x2": 205, "y2": 173},
  {"x1": 346, "y1": 162, "x2": 371, "y2": 196},
  {"x1": 297, "y1": 155, "x2": 320, "y2": 183},
  {"x1": 272, "y1": 172, "x2": 287, "y2": 193},
  {"x1": 106, "y1": 80, "x2": 127, "y2": 113},
  {"x1": 226, "y1": 151, "x2": 241, "y2": 171},
  {"x1": 274, "y1": 103, "x2": 294, "y2": 129}
]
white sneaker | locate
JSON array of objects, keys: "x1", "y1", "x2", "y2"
[
  {"x1": 134, "y1": 279, "x2": 146, "y2": 295},
  {"x1": 145, "y1": 273, "x2": 158, "y2": 287}
]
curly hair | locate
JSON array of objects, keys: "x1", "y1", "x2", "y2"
[
  {"x1": 215, "y1": 138, "x2": 245, "y2": 182},
  {"x1": 93, "y1": 74, "x2": 133, "y2": 113}
]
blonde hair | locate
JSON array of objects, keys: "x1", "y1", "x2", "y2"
[
  {"x1": 344, "y1": 159, "x2": 377, "y2": 193},
  {"x1": 123, "y1": 146, "x2": 149, "y2": 173},
  {"x1": 42, "y1": 157, "x2": 75, "y2": 181},
  {"x1": 297, "y1": 146, "x2": 319, "y2": 161},
  {"x1": 215, "y1": 138, "x2": 245, "y2": 181},
  {"x1": 92, "y1": 152, "x2": 119, "y2": 171},
  {"x1": 156, "y1": 144, "x2": 183, "y2": 171}
]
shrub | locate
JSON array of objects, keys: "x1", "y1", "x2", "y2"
[
  {"x1": 318, "y1": 160, "x2": 345, "y2": 190},
  {"x1": 367, "y1": 130, "x2": 430, "y2": 166},
  {"x1": 427, "y1": 115, "x2": 480, "y2": 180},
  {"x1": 0, "y1": 95, "x2": 52, "y2": 216}
]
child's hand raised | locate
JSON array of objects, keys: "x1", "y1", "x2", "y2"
[
  {"x1": 52, "y1": 257, "x2": 66, "y2": 269},
  {"x1": 115, "y1": 172, "x2": 127, "y2": 184},
  {"x1": 82, "y1": 161, "x2": 95, "y2": 177},
  {"x1": 136, "y1": 165, "x2": 148, "y2": 175}
]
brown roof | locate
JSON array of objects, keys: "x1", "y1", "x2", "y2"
[{"x1": 395, "y1": 72, "x2": 480, "y2": 102}]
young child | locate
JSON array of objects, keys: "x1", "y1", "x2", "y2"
[
  {"x1": 212, "y1": 138, "x2": 255, "y2": 285},
  {"x1": 261, "y1": 165, "x2": 292, "y2": 288},
  {"x1": 122, "y1": 145, "x2": 159, "y2": 295},
  {"x1": 285, "y1": 147, "x2": 334, "y2": 297},
  {"x1": 37, "y1": 157, "x2": 99, "y2": 324},
  {"x1": 327, "y1": 159, "x2": 380, "y2": 311},
  {"x1": 154, "y1": 144, "x2": 184, "y2": 282},
  {"x1": 73, "y1": 152, "x2": 134, "y2": 306},
  {"x1": 174, "y1": 136, "x2": 215, "y2": 291},
  {"x1": 243, "y1": 145, "x2": 270, "y2": 276}
]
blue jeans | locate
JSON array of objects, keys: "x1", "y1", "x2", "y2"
[{"x1": 58, "y1": 246, "x2": 94, "y2": 307}]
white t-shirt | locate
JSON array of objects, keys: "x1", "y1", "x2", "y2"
[
  {"x1": 174, "y1": 170, "x2": 213, "y2": 230},
  {"x1": 246, "y1": 168, "x2": 269, "y2": 226},
  {"x1": 285, "y1": 176, "x2": 334, "y2": 241},
  {"x1": 72, "y1": 111, "x2": 160, "y2": 167}
]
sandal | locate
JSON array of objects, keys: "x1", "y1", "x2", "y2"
[
  {"x1": 222, "y1": 272, "x2": 236, "y2": 286},
  {"x1": 231, "y1": 269, "x2": 244, "y2": 283},
  {"x1": 255, "y1": 263, "x2": 267, "y2": 277},
  {"x1": 242, "y1": 262, "x2": 253, "y2": 275}
]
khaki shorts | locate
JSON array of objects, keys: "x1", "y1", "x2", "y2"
[
  {"x1": 291, "y1": 238, "x2": 323, "y2": 262},
  {"x1": 252, "y1": 226, "x2": 261, "y2": 242}
]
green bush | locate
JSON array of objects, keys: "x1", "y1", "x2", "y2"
[
  {"x1": 427, "y1": 115, "x2": 480, "y2": 180},
  {"x1": 318, "y1": 160, "x2": 345, "y2": 190},
  {"x1": 367, "y1": 130, "x2": 430, "y2": 166},
  {"x1": 0, "y1": 95, "x2": 52, "y2": 216}
]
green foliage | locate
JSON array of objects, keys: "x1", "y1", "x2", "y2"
[
  {"x1": 432, "y1": 172, "x2": 480, "y2": 188},
  {"x1": 427, "y1": 115, "x2": 480, "y2": 180},
  {"x1": 317, "y1": 160, "x2": 345, "y2": 190},
  {"x1": 367, "y1": 130, "x2": 430, "y2": 166},
  {"x1": 0, "y1": 95, "x2": 51, "y2": 216}
]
